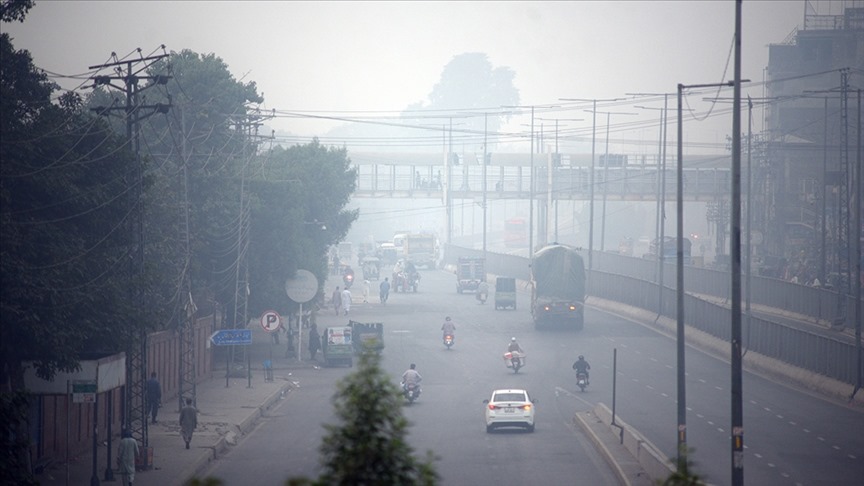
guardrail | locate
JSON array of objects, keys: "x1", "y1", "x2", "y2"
[{"x1": 443, "y1": 244, "x2": 862, "y2": 386}]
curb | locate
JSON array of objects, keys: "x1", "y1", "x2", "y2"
[
  {"x1": 573, "y1": 411, "x2": 634, "y2": 486},
  {"x1": 183, "y1": 381, "x2": 294, "y2": 484}
]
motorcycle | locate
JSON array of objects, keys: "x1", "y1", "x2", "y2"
[
  {"x1": 576, "y1": 372, "x2": 589, "y2": 392},
  {"x1": 476, "y1": 290, "x2": 487, "y2": 304},
  {"x1": 402, "y1": 382, "x2": 421, "y2": 404},
  {"x1": 342, "y1": 272, "x2": 354, "y2": 289},
  {"x1": 503, "y1": 351, "x2": 526, "y2": 374},
  {"x1": 443, "y1": 334, "x2": 454, "y2": 350}
]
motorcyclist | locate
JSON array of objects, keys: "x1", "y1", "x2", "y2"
[
  {"x1": 476, "y1": 280, "x2": 489, "y2": 304},
  {"x1": 572, "y1": 355, "x2": 591, "y2": 382},
  {"x1": 441, "y1": 316, "x2": 456, "y2": 338},
  {"x1": 401, "y1": 363, "x2": 422, "y2": 395},
  {"x1": 507, "y1": 337, "x2": 523, "y2": 353}
]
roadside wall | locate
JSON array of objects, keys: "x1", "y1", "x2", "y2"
[{"x1": 33, "y1": 313, "x2": 218, "y2": 463}]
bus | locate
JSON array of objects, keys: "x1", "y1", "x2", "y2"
[{"x1": 504, "y1": 218, "x2": 528, "y2": 248}]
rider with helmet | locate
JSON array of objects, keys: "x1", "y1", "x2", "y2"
[
  {"x1": 441, "y1": 316, "x2": 456, "y2": 338},
  {"x1": 507, "y1": 337, "x2": 523, "y2": 353},
  {"x1": 572, "y1": 355, "x2": 591, "y2": 382}
]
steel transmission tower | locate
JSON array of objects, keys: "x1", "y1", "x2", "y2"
[{"x1": 89, "y1": 50, "x2": 171, "y2": 456}]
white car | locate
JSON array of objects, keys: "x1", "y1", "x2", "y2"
[{"x1": 483, "y1": 388, "x2": 536, "y2": 433}]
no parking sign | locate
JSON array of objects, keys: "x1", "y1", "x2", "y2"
[{"x1": 260, "y1": 310, "x2": 281, "y2": 333}]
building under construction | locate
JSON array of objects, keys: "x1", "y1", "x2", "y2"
[{"x1": 763, "y1": 1, "x2": 862, "y2": 289}]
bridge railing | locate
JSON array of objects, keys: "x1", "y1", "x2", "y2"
[
  {"x1": 442, "y1": 244, "x2": 861, "y2": 386},
  {"x1": 354, "y1": 164, "x2": 732, "y2": 200}
]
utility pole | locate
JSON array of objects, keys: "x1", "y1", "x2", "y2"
[
  {"x1": 89, "y1": 49, "x2": 171, "y2": 479},
  {"x1": 584, "y1": 109, "x2": 637, "y2": 252},
  {"x1": 482, "y1": 113, "x2": 488, "y2": 262},
  {"x1": 560, "y1": 97, "x2": 626, "y2": 270},
  {"x1": 730, "y1": 2, "x2": 744, "y2": 483},
  {"x1": 676, "y1": 78, "x2": 735, "y2": 478},
  {"x1": 635, "y1": 94, "x2": 671, "y2": 315},
  {"x1": 535, "y1": 117, "x2": 584, "y2": 244}
]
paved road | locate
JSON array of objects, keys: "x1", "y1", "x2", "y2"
[
  {"x1": 203, "y1": 268, "x2": 620, "y2": 485},
  {"x1": 203, "y1": 267, "x2": 864, "y2": 485}
]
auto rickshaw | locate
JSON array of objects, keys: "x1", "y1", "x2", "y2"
[
  {"x1": 361, "y1": 256, "x2": 381, "y2": 280},
  {"x1": 322, "y1": 326, "x2": 354, "y2": 367},
  {"x1": 494, "y1": 276, "x2": 517, "y2": 310}
]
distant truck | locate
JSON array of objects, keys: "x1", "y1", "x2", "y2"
[
  {"x1": 456, "y1": 257, "x2": 486, "y2": 293},
  {"x1": 402, "y1": 233, "x2": 437, "y2": 269},
  {"x1": 530, "y1": 244, "x2": 586, "y2": 330}
]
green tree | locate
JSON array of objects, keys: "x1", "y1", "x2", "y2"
[
  {"x1": 1, "y1": 15, "x2": 137, "y2": 389},
  {"x1": 410, "y1": 52, "x2": 520, "y2": 141},
  {"x1": 246, "y1": 139, "x2": 357, "y2": 316},
  {"x1": 2, "y1": 5, "x2": 136, "y2": 482},
  {"x1": 137, "y1": 49, "x2": 264, "y2": 328},
  {"x1": 315, "y1": 350, "x2": 437, "y2": 485},
  {"x1": 327, "y1": 52, "x2": 519, "y2": 153}
]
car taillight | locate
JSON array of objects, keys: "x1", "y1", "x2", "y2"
[
  {"x1": 543, "y1": 305, "x2": 551, "y2": 311},
  {"x1": 568, "y1": 305, "x2": 576, "y2": 311},
  {"x1": 521, "y1": 404, "x2": 532, "y2": 411},
  {"x1": 488, "y1": 404, "x2": 497, "y2": 410}
]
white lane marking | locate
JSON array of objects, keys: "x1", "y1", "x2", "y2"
[{"x1": 555, "y1": 386, "x2": 593, "y2": 407}]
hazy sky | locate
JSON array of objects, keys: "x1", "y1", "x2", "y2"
[{"x1": 4, "y1": 0, "x2": 839, "y2": 149}]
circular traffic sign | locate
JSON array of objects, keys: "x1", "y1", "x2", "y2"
[
  {"x1": 260, "y1": 310, "x2": 281, "y2": 333},
  {"x1": 285, "y1": 269, "x2": 318, "y2": 303}
]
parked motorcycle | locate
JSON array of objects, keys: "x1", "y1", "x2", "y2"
[
  {"x1": 402, "y1": 382, "x2": 421, "y2": 404},
  {"x1": 503, "y1": 351, "x2": 526, "y2": 373},
  {"x1": 576, "y1": 372, "x2": 589, "y2": 392},
  {"x1": 443, "y1": 334, "x2": 454, "y2": 350}
]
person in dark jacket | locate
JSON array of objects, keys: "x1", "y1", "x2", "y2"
[
  {"x1": 308, "y1": 323, "x2": 322, "y2": 360},
  {"x1": 145, "y1": 371, "x2": 162, "y2": 424}
]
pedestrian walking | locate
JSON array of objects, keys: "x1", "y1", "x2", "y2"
[
  {"x1": 362, "y1": 279, "x2": 370, "y2": 303},
  {"x1": 145, "y1": 371, "x2": 161, "y2": 424},
  {"x1": 308, "y1": 323, "x2": 321, "y2": 360},
  {"x1": 341, "y1": 287, "x2": 352, "y2": 315},
  {"x1": 331, "y1": 286, "x2": 342, "y2": 315},
  {"x1": 379, "y1": 277, "x2": 390, "y2": 304},
  {"x1": 116, "y1": 429, "x2": 139, "y2": 486},
  {"x1": 179, "y1": 397, "x2": 198, "y2": 450}
]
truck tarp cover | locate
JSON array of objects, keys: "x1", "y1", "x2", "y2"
[{"x1": 532, "y1": 245, "x2": 585, "y2": 300}]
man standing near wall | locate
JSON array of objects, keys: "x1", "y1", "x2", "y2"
[{"x1": 145, "y1": 371, "x2": 162, "y2": 424}]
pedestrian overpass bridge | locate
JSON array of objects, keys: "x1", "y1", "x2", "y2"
[{"x1": 350, "y1": 152, "x2": 733, "y2": 201}]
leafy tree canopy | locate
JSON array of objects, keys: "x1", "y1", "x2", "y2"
[
  {"x1": 315, "y1": 351, "x2": 437, "y2": 485},
  {"x1": 246, "y1": 139, "x2": 357, "y2": 317},
  {"x1": 327, "y1": 52, "x2": 519, "y2": 152},
  {"x1": 1, "y1": 26, "x2": 136, "y2": 389}
]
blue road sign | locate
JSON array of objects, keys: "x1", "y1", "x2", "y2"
[{"x1": 210, "y1": 329, "x2": 252, "y2": 346}]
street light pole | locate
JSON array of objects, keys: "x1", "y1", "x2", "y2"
[
  {"x1": 560, "y1": 98, "x2": 625, "y2": 269},
  {"x1": 534, "y1": 117, "x2": 584, "y2": 243},
  {"x1": 636, "y1": 97, "x2": 671, "y2": 313},
  {"x1": 530, "y1": 106, "x2": 535, "y2": 258},
  {"x1": 584, "y1": 109, "x2": 637, "y2": 252},
  {"x1": 677, "y1": 78, "x2": 736, "y2": 476},
  {"x1": 483, "y1": 113, "x2": 488, "y2": 262},
  {"x1": 731, "y1": 4, "x2": 744, "y2": 484}
]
